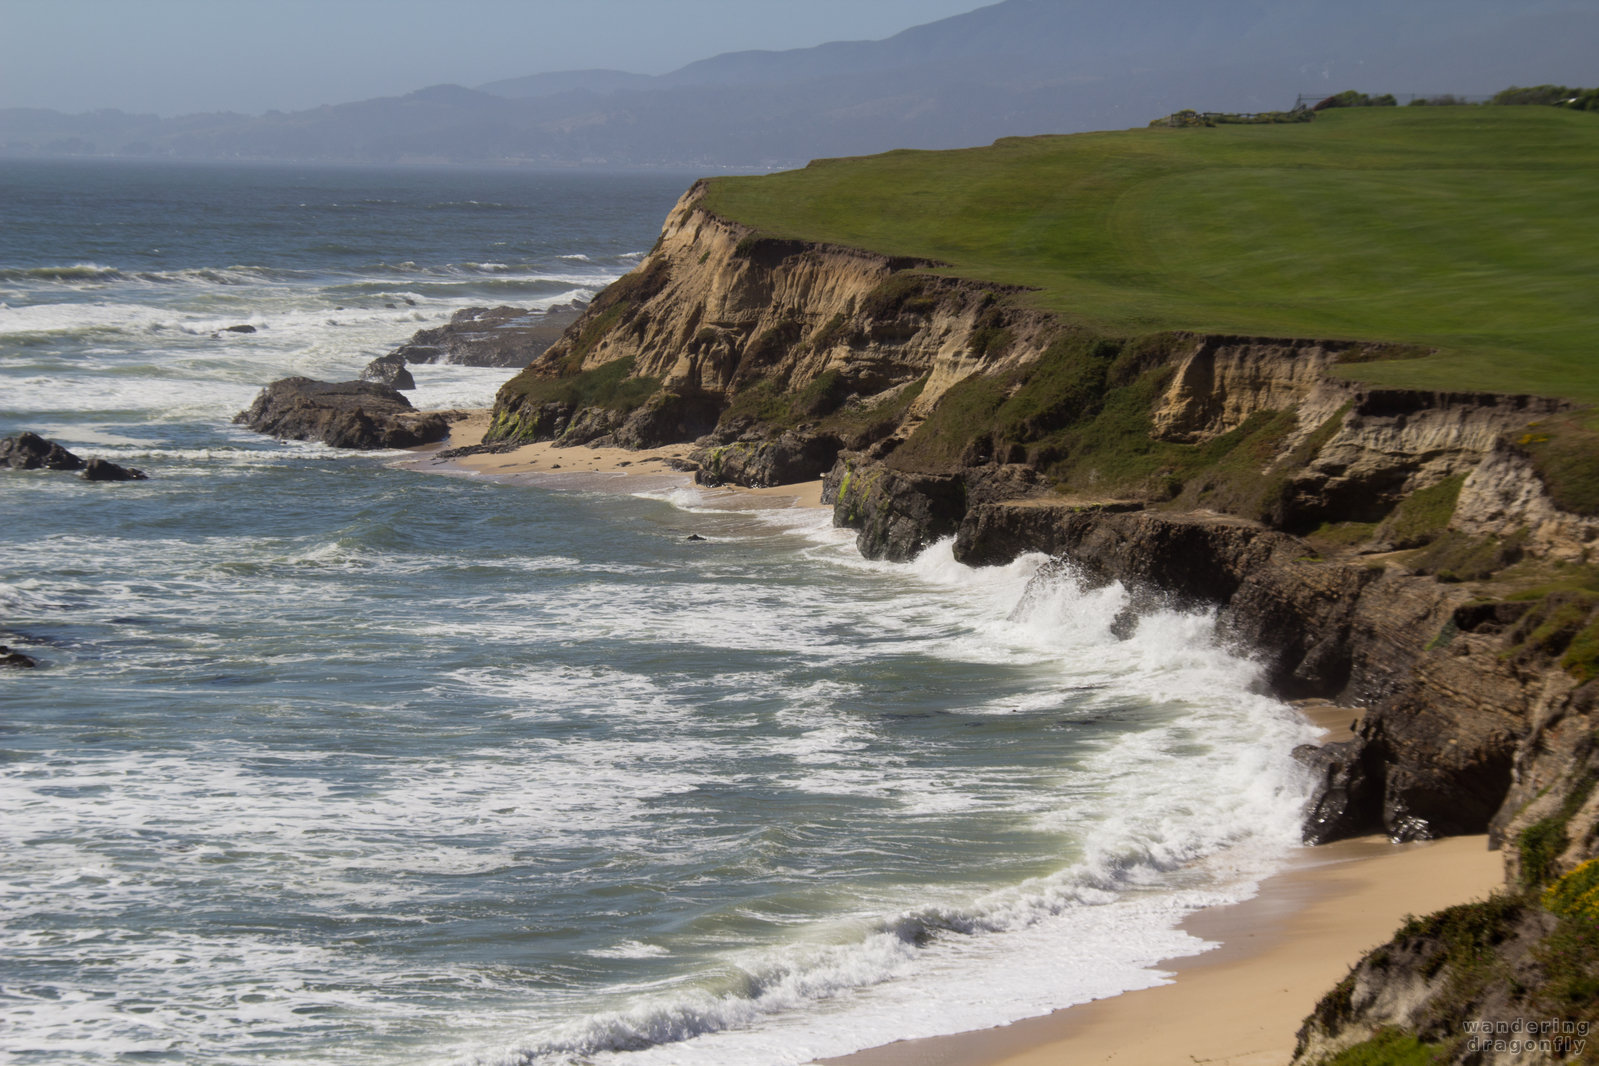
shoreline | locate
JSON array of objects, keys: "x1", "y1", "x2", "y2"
[
  {"x1": 403, "y1": 414, "x2": 1506, "y2": 1066},
  {"x1": 822, "y1": 833, "x2": 1502, "y2": 1066}
]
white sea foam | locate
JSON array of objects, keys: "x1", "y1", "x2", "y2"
[
  {"x1": 586, "y1": 941, "x2": 671, "y2": 960},
  {"x1": 417, "y1": 497, "x2": 1316, "y2": 1066},
  {"x1": 5, "y1": 173, "x2": 1324, "y2": 1066}
]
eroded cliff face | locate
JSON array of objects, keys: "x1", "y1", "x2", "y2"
[
  {"x1": 485, "y1": 181, "x2": 1058, "y2": 484},
  {"x1": 485, "y1": 185, "x2": 1599, "y2": 857},
  {"x1": 481, "y1": 181, "x2": 1599, "y2": 1063}
]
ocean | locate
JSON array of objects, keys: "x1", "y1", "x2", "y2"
[{"x1": 0, "y1": 159, "x2": 1317, "y2": 1066}]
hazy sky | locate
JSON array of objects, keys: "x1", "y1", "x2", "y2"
[{"x1": 2, "y1": 0, "x2": 990, "y2": 116}]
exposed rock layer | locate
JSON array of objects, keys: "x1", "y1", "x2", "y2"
[
  {"x1": 479, "y1": 183, "x2": 1598, "y2": 862},
  {"x1": 475, "y1": 175, "x2": 1599, "y2": 1066}
]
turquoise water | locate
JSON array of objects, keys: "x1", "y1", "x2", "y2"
[{"x1": 0, "y1": 160, "x2": 1316, "y2": 1065}]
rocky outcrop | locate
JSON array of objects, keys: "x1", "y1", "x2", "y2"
[
  {"x1": 2, "y1": 433, "x2": 146, "y2": 481},
  {"x1": 1291, "y1": 897, "x2": 1581, "y2": 1066},
  {"x1": 823, "y1": 459, "x2": 969, "y2": 560},
  {"x1": 81, "y1": 457, "x2": 148, "y2": 482},
  {"x1": 933, "y1": 497, "x2": 1536, "y2": 843},
  {"x1": 478, "y1": 180, "x2": 1599, "y2": 860},
  {"x1": 359, "y1": 351, "x2": 415, "y2": 390},
  {"x1": 233, "y1": 378, "x2": 454, "y2": 449},
  {"x1": 390, "y1": 303, "x2": 583, "y2": 368},
  {"x1": 1, "y1": 432, "x2": 85, "y2": 471},
  {"x1": 693, "y1": 430, "x2": 843, "y2": 489},
  {"x1": 483, "y1": 182, "x2": 1062, "y2": 472},
  {"x1": 473, "y1": 175, "x2": 1599, "y2": 1066},
  {"x1": 1455, "y1": 442, "x2": 1599, "y2": 562}
]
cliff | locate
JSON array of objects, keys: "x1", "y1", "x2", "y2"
[{"x1": 483, "y1": 181, "x2": 1599, "y2": 1061}]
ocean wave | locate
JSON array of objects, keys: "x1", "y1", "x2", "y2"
[
  {"x1": 440, "y1": 536, "x2": 1315, "y2": 1066},
  {"x1": 463, "y1": 833, "x2": 1288, "y2": 1066},
  {"x1": 130, "y1": 265, "x2": 308, "y2": 286},
  {"x1": 0, "y1": 263, "x2": 311, "y2": 288},
  {"x1": 426, "y1": 200, "x2": 518, "y2": 211},
  {"x1": 0, "y1": 263, "x2": 125, "y2": 282}
]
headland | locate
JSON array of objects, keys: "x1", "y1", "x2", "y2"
[{"x1": 324, "y1": 102, "x2": 1599, "y2": 1061}]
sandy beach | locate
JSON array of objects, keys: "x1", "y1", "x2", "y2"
[
  {"x1": 820, "y1": 833, "x2": 1502, "y2": 1066},
  {"x1": 404, "y1": 410, "x2": 825, "y2": 507},
  {"x1": 408, "y1": 414, "x2": 1507, "y2": 1066}
]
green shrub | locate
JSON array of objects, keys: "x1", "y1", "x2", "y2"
[
  {"x1": 1544, "y1": 858, "x2": 1599, "y2": 921},
  {"x1": 1316, "y1": 91, "x2": 1400, "y2": 110},
  {"x1": 1566, "y1": 89, "x2": 1599, "y2": 112},
  {"x1": 1324, "y1": 1028, "x2": 1443, "y2": 1066},
  {"x1": 1310, "y1": 521, "x2": 1381, "y2": 548},
  {"x1": 1494, "y1": 85, "x2": 1584, "y2": 107},
  {"x1": 1409, "y1": 529, "x2": 1527, "y2": 581},
  {"x1": 967, "y1": 319, "x2": 1014, "y2": 358},
  {"x1": 1518, "y1": 773, "x2": 1597, "y2": 888},
  {"x1": 810, "y1": 312, "x2": 851, "y2": 352},
  {"x1": 1516, "y1": 417, "x2": 1599, "y2": 516},
  {"x1": 1562, "y1": 618, "x2": 1599, "y2": 681},
  {"x1": 1523, "y1": 819, "x2": 1573, "y2": 889},
  {"x1": 1397, "y1": 896, "x2": 1524, "y2": 959},
  {"x1": 860, "y1": 273, "x2": 940, "y2": 318},
  {"x1": 504, "y1": 356, "x2": 660, "y2": 413},
  {"x1": 1378, "y1": 475, "x2": 1465, "y2": 549}
]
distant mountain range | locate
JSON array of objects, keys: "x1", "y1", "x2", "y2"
[{"x1": 4, "y1": 0, "x2": 1595, "y2": 168}]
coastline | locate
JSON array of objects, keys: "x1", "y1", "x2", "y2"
[
  {"x1": 822, "y1": 833, "x2": 1502, "y2": 1066},
  {"x1": 400, "y1": 409, "x2": 825, "y2": 507},
  {"x1": 406, "y1": 413, "x2": 1506, "y2": 1066}
]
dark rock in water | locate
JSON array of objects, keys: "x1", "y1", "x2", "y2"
[
  {"x1": 685, "y1": 534, "x2": 706, "y2": 542},
  {"x1": 234, "y1": 377, "x2": 450, "y2": 449},
  {"x1": 1, "y1": 432, "x2": 86, "y2": 471},
  {"x1": 1295, "y1": 740, "x2": 1384, "y2": 844},
  {"x1": 222, "y1": 324, "x2": 257, "y2": 334},
  {"x1": 359, "y1": 351, "x2": 416, "y2": 390},
  {"x1": 388, "y1": 303, "x2": 585, "y2": 368},
  {"x1": 81, "y1": 457, "x2": 149, "y2": 482},
  {"x1": 3, "y1": 432, "x2": 146, "y2": 481},
  {"x1": 0, "y1": 645, "x2": 38, "y2": 669}
]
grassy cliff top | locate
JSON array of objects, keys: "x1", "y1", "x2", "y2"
[{"x1": 702, "y1": 108, "x2": 1599, "y2": 402}]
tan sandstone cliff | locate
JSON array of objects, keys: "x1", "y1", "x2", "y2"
[{"x1": 477, "y1": 180, "x2": 1599, "y2": 1061}]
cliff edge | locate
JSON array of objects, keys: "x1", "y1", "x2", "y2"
[{"x1": 483, "y1": 174, "x2": 1599, "y2": 1062}]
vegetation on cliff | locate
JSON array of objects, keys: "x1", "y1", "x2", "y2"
[
  {"x1": 703, "y1": 107, "x2": 1599, "y2": 402},
  {"x1": 478, "y1": 98, "x2": 1599, "y2": 1065}
]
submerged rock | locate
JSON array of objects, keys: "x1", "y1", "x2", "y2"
[
  {"x1": 389, "y1": 303, "x2": 584, "y2": 368},
  {"x1": 0, "y1": 432, "x2": 85, "y2": 471},
  {"x1": 221, "y1": 324, "x2": 257, "y2": 334},
  {"x1": 0, "y1": 645, "x2": 38, "y2": 669},
  {"x1": 234, "y1": 377, "x2": 450, "y2": 449},
  {"x1": 81, "y1": 457, "x2": 148, "y2": 482}
]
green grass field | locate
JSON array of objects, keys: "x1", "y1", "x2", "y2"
[{"x1": 702, "y1": 108, "x2": 1599, "y2": 402}]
